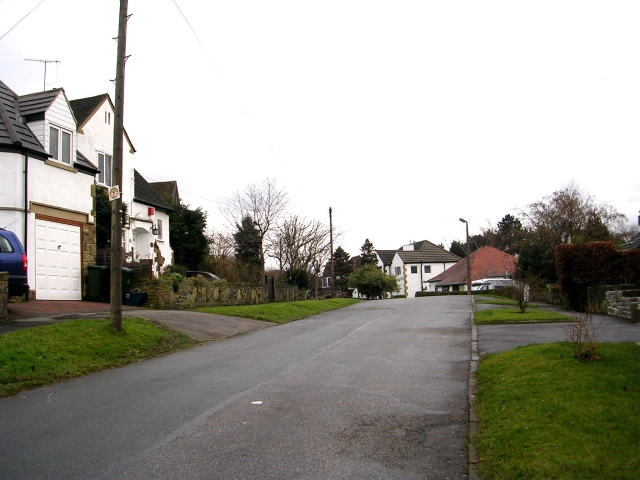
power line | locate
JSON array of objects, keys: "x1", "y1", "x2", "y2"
[
  {"x1": 0, "y1": 0, "x2": 46, "y2": 41},
  {"x1": 170, "y1": 0, "x2": 285, "y2": 165}
]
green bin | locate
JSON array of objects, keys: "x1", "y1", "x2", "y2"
[
  {"x1": 87, "y1": 265, "x2": 110, "y2": 302},
  {"x1": 86, "y1": 266, "x2": 134, "y2": 303}
]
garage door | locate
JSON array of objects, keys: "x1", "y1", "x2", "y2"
[{"x1": 35, "y1": 220, "x2": 82, "y2": 300}]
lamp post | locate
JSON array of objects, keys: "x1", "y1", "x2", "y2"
[{"x1": 459, "y1": 218, "x2": 472, "y2": 295}]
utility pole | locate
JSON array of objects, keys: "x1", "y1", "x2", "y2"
[
  {"x1": 459, "y1": 218, "x2": 472, "y2": 295},
  {"x1": 110, "y1": 0, "x2": 129, "y2": 331},
  {"x1": 24, "y1": 59, "x2": 60, "y2": 91},
  {"x1": 329, "y1": 207, "x2": 335, "y2": 298}
]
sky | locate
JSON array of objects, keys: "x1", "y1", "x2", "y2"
[{"x1": 1, "y1": 0, "x2": 639, "y2": 260}]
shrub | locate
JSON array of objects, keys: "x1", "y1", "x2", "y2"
[{"x1": 564, "y1": 310, "x2": 600, "y2": 361}]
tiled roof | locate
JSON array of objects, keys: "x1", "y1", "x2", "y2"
[
  {"x1": 149, "y1": 181, "x2": 180, "y2": 205},
  {"x1": 429, "y1": 246, "x2": 517, "y2": 286},
  {"x1": 396, "y1": 240, "x2": 461, "y2": 264},
  {"x1": 69, "y1": 93, "x2": 136, "y2": 153},
  {"x1": 376, "y1": 250, "x2": 396, "y2": 265},
  {"x1": 17, "y1": 88, "x2": 72, "y2": 122},
  {"x1": 75, "y1": 150, "x2": 99, "y2": 174},
  {"x1": 69, "y1": 94, "x2": 109, "y2": 129},
  {"x1": 134, "y1": 170, "x2": 174, "y2": 213},
  {"x1": 0, "y1": 80, "x2": 48, "y2": 157}
]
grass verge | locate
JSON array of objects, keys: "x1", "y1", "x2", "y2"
[
  {"x1": 475, "y1": 342, "x2": 640, "y2": 479},
  {"x1": 475, "y1": 308, "x2": 571, "y2": 324},
  {"x1": 198, "y1": 298, "x2": 360, "y2": 323},
  {"x1": 0, "y1": 318, "x2": 196, "y2": 398}
]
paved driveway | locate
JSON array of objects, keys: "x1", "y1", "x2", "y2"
[{"x1": 475, "y1": 300, "x2": 640, "y2": 355}]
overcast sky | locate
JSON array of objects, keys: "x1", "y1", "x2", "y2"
[{"x1": 2, "y1": 0, "x2": 639, "y2": 259}]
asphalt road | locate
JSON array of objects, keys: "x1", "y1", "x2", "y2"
[{"x1": 0, "y1": 296, "x2": 472, "y2": 480}]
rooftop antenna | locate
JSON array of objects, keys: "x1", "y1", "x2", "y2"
[{"x1": 24, "y1": 58, "x2": 60, "y2": 91}]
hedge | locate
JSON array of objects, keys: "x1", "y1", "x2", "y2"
[{"x1": 555, "y1": 242, "x2": 640, "y2": 311}]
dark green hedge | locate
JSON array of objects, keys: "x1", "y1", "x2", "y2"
[{"x1": 555, "y1": 242, "x2": 640, "y2": 311}]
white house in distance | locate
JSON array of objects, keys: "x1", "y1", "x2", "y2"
[
  {"x1": 387, "y1": 240, "x2": 461, "y2": 296},
  {"x1": 0, "y1": 81, "x2": 98, "y2": 300},
  {"x1": 69, "y1": 94, "x2": 174, "y2": 274}
]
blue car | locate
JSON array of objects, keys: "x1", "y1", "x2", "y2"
[{"x1": 0, "y1": 228, "x2": 29, "y2": 297}]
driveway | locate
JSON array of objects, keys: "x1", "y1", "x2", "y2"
[
  {"x1": 475, "y1": 299, "x2": 640, "y2": 355},
  {"x1": 2, "y1": 300, "x2": 270, "y2": 340}
]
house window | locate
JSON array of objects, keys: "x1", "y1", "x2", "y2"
[
  {"x1": 394, "y1": 266, "x2": 401, "y2": 276},
  {"x1": 424, "y1": 265, "x2": 431, "y2": 274},
  {"x1": 97, "y1": 153, "x2": 113, "y2": 186},
  {"x1": 49, "y1": 126, "x2": 72, "y2": 164},
  {"x1": 410, "y1": 266, "x2": 418, "y2": 274},
  {"x1": 105, "y1": 111, "x2": 111, "y2": 124},
  {"x1": 157, "y1": 219, "x2": 163, "y2": 240}
]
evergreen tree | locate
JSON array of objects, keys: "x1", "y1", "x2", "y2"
[
  {"x1": 333, "y1": 246, "x2": 354, "y2": 293},
  {"x1": 360, "y1": 238, "x2": 378, "y2": 266},
  {"x1": 169, "y1": 201, "x2": 210, "y2": 270},
  {"x1": 233, "y1": 216, "x2": 262, "y2": 269}
]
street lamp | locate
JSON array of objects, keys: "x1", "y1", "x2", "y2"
[{"x1": 459, "y1": 218, "x2": 472, "y2": 295}]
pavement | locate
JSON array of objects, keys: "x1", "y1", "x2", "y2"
[{"x1": 1, "y1": 300, "x2": 272, "y2": 340}]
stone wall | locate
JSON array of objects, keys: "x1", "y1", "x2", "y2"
[
  {"x1": 606, "y1": 290, "x2": 640, "y2": 323},
  {"x1": 587, "y1": 284, "x2": 637, "y2": 314},
  {"x1": 0, "y1": 272, "x2": 8, "y2": 320},
  {"x1": 143, "y1": 277, "x2": 301, "y2": 309},
  {"x1": 82, "y1": 223, "x2": 97, "y2": 299}
]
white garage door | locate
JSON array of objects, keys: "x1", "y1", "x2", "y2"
[{"x1": 35, "y1": 220, "x2": 82, "y2": 300}]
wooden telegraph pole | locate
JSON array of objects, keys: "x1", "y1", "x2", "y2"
[
  {"x1": 329, "y1": 207, "x2": 335, "y2": 298},
  {"x1": 110, "y1": 0, "x2": 129, "y2": 330}
]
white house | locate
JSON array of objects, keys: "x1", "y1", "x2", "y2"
[
  {"x1": 1, "y1": 82, "x2": 97, "y2": 300},
  {"x1": 69, "y1": 94, "x2": 174, "y2": 274},
  {"x1": 387, "y1": 240, "x2": 460, "y2": 296}
]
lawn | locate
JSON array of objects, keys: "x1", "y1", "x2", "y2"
[
  {"x1": 0, "y1": 318, "x2": 196, "y2": 397},
  {"x1": 474, "y1": 308, "x2": 571, "y2": 324},
  {"x1": 475, "y1": 342, "x2": 640, "y2": 479},
  {"x1": 198, "y1": 298, "x2": 360, "y2": 323},
  {"x1": 475, "y1": 297, "x2": 539, "y2": 308}
]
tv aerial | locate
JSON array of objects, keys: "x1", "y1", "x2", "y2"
[{"x1": 24, "y1": 58, "x2": 60, "y2": 91}]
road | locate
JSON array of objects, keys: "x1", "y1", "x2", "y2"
[{"x1": 0, "y1": 296, "x2": 472, "y2": 479}]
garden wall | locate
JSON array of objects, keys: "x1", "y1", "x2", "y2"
[
  {"x1": 605, "y1": 290, "x2": 640, "y2": 323},
  {"x1": 0, "y1": 272, "x2": 8, "y2": 320},
  {"x1": 142, "y1": 277, "x2": 301, "y2": 309}
]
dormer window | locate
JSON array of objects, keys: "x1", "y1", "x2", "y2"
[
  {"x1": 97, "y1": 152, "x2": 112, "y2": 186},
  {"x1": 49, "y1": 125, "x2": 72, "y2": 164}
]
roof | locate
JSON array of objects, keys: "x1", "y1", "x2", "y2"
[
  {"x1": 68, "y1": 93, "x2": 137, "y2": 152},
  {"x1": 75, "y1": 150, "x2": 99, "y2": 174},
  {"x1": 69, "y1": 94, "x2": 110, "y2": 130},
  {"x1": 428, "y1": 246, "x2": 517, "y2": 287},
  {"x1": 376, "y1": 250, "x2": 396, "y2": 265},
  {"x1": 0, "y1": 80, "x2": 48, "y2": 158},
  {"x1": 134, "y1": 170, "x2": 174, "y2": 213},
  {"x1": 395, "y1": 239, "x2": 461, "y2": 264},
  {"x1": 17, "y1": 88, "x2": 77, "y2": 126},
  {"x1": 623, "y1": 231, "x2": 640, "y2": 250},
  {"x1": 149, "y1": 181, "x2": 180, "y2": 205}
]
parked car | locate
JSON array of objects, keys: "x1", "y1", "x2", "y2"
[
  {"x1": 185, "y1": 271, "x2": 220, "y2": 281},
  {"x1": 0, "y1": 228, "x2": 29, "y2": 297}
]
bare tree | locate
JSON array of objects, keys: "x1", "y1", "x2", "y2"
[
  {"x1": 221, "y1": 178, "x2": 289, "y2": 273},
  {"x1": 269, "y1": 215, "x2": 332, "y2": 289}
]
